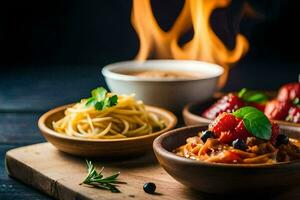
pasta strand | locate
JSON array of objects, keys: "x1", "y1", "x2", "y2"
[{"x1": 53, "y1": 93, "x2": 165, "y2": 139}]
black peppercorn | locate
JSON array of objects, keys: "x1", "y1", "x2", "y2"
[
  {"x1": 275, "y1": 134, "x2": 289, "y2": 147},
  {"x1": 143, "y1": 182, "x2": 156, "y2": 194},
  {"x1": 201, "y1": 130, "x2": 214, "y2": 143},
  {"x1": 232, "y1": 139, "x2": 247, "y2": 151}
]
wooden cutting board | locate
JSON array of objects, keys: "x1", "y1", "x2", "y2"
[
  {"x1": 5, "y1": 143, "x2": 300, "y2": 200},
  {"x1": 5, "y1": 142, "x2": 204, "y2": 200}
]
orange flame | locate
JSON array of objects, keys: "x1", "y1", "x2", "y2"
[{"x1": 131, "y1": 0, "x2": 249, "y2": 87}]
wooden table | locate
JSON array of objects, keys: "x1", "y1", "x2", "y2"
[
  {"x1": 1, "y1": 63, "x2": 299, "y2": 199},
  {"x1": 0, "y1": 65, "x2": 104, "y2": 199}
]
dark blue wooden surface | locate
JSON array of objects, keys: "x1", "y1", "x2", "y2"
[
  {"x1": 0, "y1": 62, "x2": 299, "y2": 199},
  {"x1": 0, "y1": 65, "x2": 108, "y2": 199}
]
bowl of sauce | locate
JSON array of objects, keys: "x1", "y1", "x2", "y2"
[
  {"x1": 102, "y1": 60, "x2": 224, "y2": 113},
  {"x1": 129, "y1": 70, "x2": 201, "y2": 79}
]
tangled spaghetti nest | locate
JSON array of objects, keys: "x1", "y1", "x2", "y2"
[{"x1": 53, "y1": 94, "x2": 165, "y2": 139}]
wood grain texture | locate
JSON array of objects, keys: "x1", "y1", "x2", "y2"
[
  {"x1": 0, "y1": 113, "x2": 51, "y2": 199},
  {"x1": 0, "y1": 113, "x2": 45, "y2": 144},
  {"x1": 0, "y1": 65, "x2": 105, "y2": 112},
  {"x1": 5, "y1": 143, "x2": 206, "y2": 200},
  {"x1": 1, "y1": 63, "x2": 300, "y2": 199},
  {"x1": 6, "y1": 143, "x2": 300, "y2": 200},
  {"x1": 0, "y1": 144, "x2": 51, "y2": 200}
]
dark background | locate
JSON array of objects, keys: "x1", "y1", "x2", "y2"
[
  {"x1": 0, "y1": 0, "x2": 298, "y2": 64},
  {"x1": 0, "y1": 1, "x2": 299, "y2": 199},
  {"x1": 0, "y1": 0, "x2": 299, "y2": 111},
  {"x1": 0, "y1": 0, "x2": 295, "y2": 63}
]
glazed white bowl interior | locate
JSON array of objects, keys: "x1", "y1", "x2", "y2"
[
  {"x1": 102, "y1": 60, "x2": 223, "y2": 81},
  {"x1": 102, "y1": 60, "x2": 224, "y2": 113}
]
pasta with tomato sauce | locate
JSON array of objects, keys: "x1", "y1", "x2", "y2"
[
  {"x1": 175, "y1": 134, "x2": 300, "y2": 164},
  {"x1": 175, "y1": 107, "x2": 300, "y2": 164}
]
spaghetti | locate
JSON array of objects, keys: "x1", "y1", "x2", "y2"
[
  {"x1": 53, "y1": 93, "x2": 165, "y2": 139},
  {"x1": 175, "y1": 133, "x2": 300, "y2": 164}
]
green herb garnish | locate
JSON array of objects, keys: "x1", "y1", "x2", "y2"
[
  {"x1": 238, "y1": 88, "x2": 268, "y2": 103},
  {"x1": 233, "y1": 106, "x2": 272, "y2": 140},
  {"x1": 80, "y1": 160, "x2": 125, "y2": 193},
  {"x1": 293, "y1": 97, "x2": 300, "y2": 106},
  {"x1": 85, "y1": 87, "x2": 118, "y2": 110}
]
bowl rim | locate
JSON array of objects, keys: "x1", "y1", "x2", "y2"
[
  {"x1": 102, "y1": 59, "x2": 224, "y2": 82},
  {"x1": 182, "y1": 101, "x2": 213, "y2": 124},
  {"x1": 38, "y1": 103, "x2": 177, "y2": 143},
  {"x1": 153, "y1": 124, "x2": 300, "y2": 168}
]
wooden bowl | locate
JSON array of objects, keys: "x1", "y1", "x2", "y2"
[
  {"x1": 38, "y1": 104, "x2": 177, "y2": 157},
  {"x1": 183, "y1": 97, "x2": 300, "y2": 130},
  {"x1": 182, "y1": 99, "x2": 214, "y2": 126},
  {"x1": 153, "y1": 125, "x2": 300, "y2": 194}
]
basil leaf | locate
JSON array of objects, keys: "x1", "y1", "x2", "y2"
[
  {"x1": 95, "y1": 101, "x2": 105, "y2": 110},
  {"x1": 92, "y1": 87, "x2": 107, "y2": 101},
  {"x1": 238, "y1": 88, "x2": 268, "y2": 103},
  {"x1": 108, "y1": 95, "x2": 118, "y2": 107},
  {"x1": 233, "y1": 106, "x2": 256, "y2": 118},
  {"x1": 85, "y1": 97, "x2": 96, "y2": 107},
  {"x1": 245, "y1": 93, "x2": 268, "y2": 103},
  {"x1": 95, "y1": 95, "x2": 118, "y2": 110},
  {"x1": 238, "y1": 88, "x2": 247, "y2": 98},
  {"x1": 233, "y1": 106, "x2": 272, "y2": 140},
  {"x1": 293, "y1": 98, "x2": 300, "y2": 106},
  {"x1": 86, "y1": 87, "x2": 118, "y2": 110}
]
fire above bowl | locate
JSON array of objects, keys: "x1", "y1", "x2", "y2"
[{"x1": 102, "y1": 60, "x2": 224, "y2": 113}]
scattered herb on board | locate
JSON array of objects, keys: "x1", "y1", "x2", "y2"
[
  {"x1": 80, "y1": 160, "x2": 125, "y2": 193},
  {"x1": 85, "y1": 87, "x2": 118, "y2": 110},
  {"x1": 233, "y1": 106, "x2": 272, "y2": 140}
]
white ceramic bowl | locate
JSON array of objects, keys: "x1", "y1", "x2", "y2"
[{"x1": 102, "y1": 60, "x2": 223, "y2": 113}]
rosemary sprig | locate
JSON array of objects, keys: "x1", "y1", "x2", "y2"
[{"x1": 80, "y1": 160, "x2": 125, "y2": 193}]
